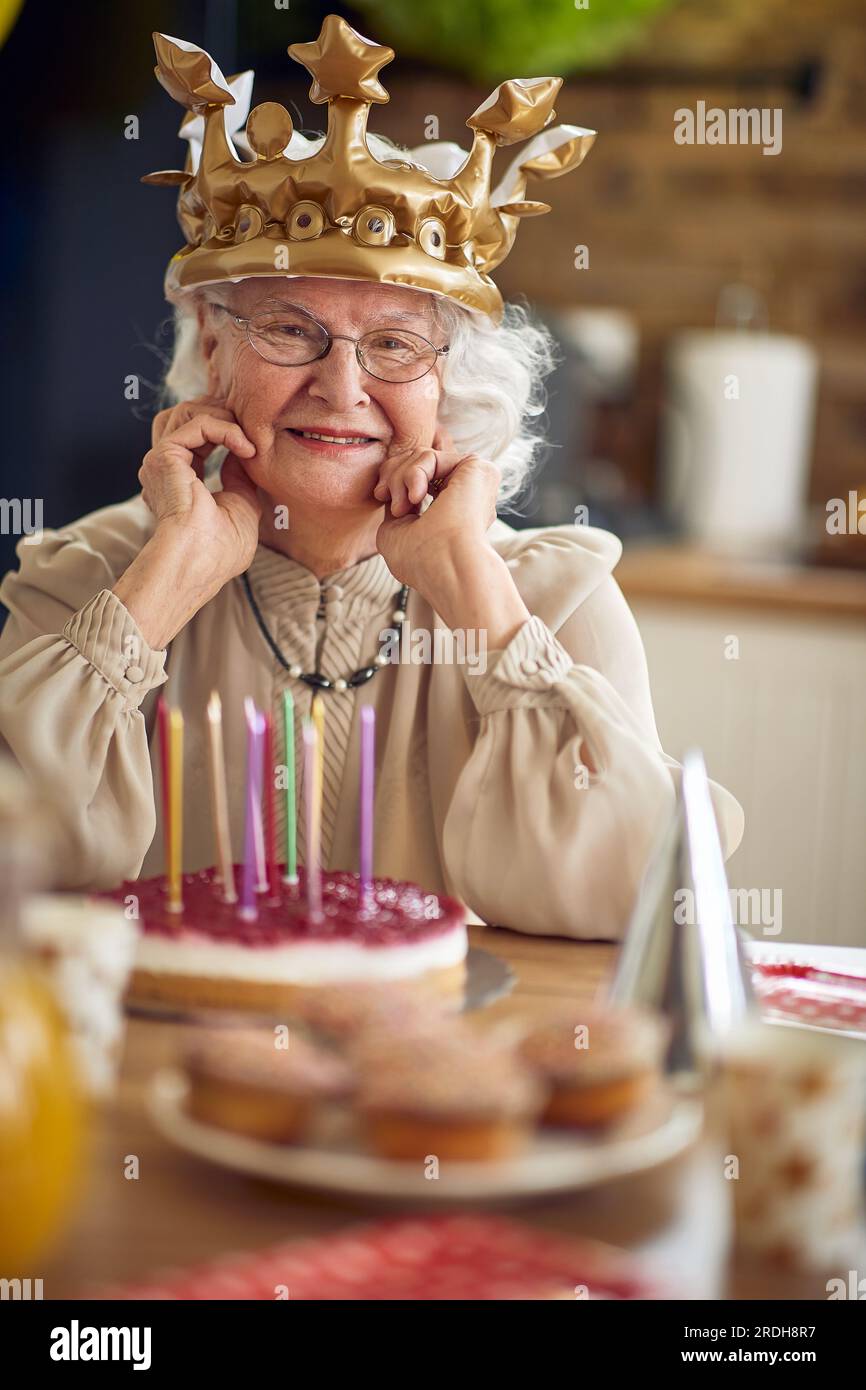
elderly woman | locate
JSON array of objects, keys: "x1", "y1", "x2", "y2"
[{"x1": 0, "y1": 21, "x2": 742, "y2": 939}]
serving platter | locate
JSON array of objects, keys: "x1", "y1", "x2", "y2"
[{"x1": 148, "y1": 1069, "x2": 702, "y2": 1205}]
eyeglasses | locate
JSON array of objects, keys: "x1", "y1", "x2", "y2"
[{"x1": 212, "y1": 300, "x2": 449, "y2": 383}]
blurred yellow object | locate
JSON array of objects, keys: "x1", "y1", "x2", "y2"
[
  {"x1": 0, "y1": 0, "x2": 23, "y2": 50},
  {"x1": 0, "y1": 959, "x2": 87, "y2": 1271}
]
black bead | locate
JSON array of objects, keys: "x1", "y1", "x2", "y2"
[
  {"x1": 348, "y1": 666, "x2": 378, "y2": 687},
  {"x1": 242, "y1": 570, "x2": 407, "y2": 693}
]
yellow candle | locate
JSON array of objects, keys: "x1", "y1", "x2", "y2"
[
  {"x1": 206, "y1": 692, "x2": 236, "y2": 903},
  {"x1": 167, "y1": 707, "x2": 184, "y2": 913}
]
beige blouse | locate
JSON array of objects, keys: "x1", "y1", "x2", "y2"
[{"x1": 0, "y1": 492, "x2": 744, "y2": 938}]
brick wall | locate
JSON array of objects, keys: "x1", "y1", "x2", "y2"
[{"x1": 370, "y1": 0, "x2": 866, "y2": 507}]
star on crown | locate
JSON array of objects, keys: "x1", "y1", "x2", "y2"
[{"x1": 288, "y1": 14, "x2": 394, "y2": 105}]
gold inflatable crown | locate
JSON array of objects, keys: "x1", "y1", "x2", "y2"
[{"x1": 144, "y1": 14, "x2": 596, "y2": 319}]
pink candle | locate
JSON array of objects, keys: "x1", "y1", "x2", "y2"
[
  {"x1": 303, "y1": 720, "x2": 322, "y2": 922},
  {"x1": 359, "y1": 705, "x2": 375, "y2": 902},
  {"x1": 240, "y1": 698, "x2": 265, "y2": 920},
  {"x1": 253, "y1": 719, "x2": 268, "y2": 895},
  {"x1": 262, "y1": 711, "x2": 279, "y2": 900}
]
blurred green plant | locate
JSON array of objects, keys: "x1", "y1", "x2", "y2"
[{"x1": 352, "y1": 0, "x2": 676, "y2": 83}]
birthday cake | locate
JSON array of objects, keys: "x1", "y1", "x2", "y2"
[{"x1": 108, "y1": 866, "x2": 468, "y2": 1012}]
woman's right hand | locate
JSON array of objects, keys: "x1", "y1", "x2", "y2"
[
  {"x1": 141, "y1": 395, "x2": 261, "y2": 578},
  {"x1": 112, "y1": 397, "x2": 262, "y2": 650}
]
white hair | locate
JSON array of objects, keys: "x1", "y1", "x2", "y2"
[{"x1": 164, "y1": 286, "x2": 556, "y2": 512}]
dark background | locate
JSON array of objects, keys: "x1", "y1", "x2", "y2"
[{"x1": 0, "y1": 0, "x2": 367, "y2": 578}]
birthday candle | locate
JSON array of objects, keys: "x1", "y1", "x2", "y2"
[
  {"x1": 157, "y1": 696, "x2": 170, "y2": 871},
  {"x1": 262, "y1": 711, "x2": 279, "y2": 899},
  {"x1": 282, "y1": 690, "x2": 298, "y2": 885},
  {"x1": 303, "y1": 719, "x2": 322, "y2": 921},
  {"x1": 359, "y1": 705, "x2": 375, "y2": 902},
  {"x1": 206, "y1": 692, "x2": 236, "y2": 903},
  {"x1": 167, "y1": 707, "x2": 184, "y2": 913},
  {"x1": 240, "y1": 698, "x2": 265, "y2": 920},
  {"x1": 252, "y1": 705, "x2": 268, "y2": 895},
  {"x1": 311, "y1": 694, "x2": 325, "y2": 815}
]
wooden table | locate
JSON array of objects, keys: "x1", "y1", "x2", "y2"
[{"x1": 39, "y1": 925, "x2": 819, "y2": 1300}]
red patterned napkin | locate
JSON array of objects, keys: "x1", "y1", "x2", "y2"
[
  {"x1": 97, "y1": 1215, "x2": 664, "y2": 1301},
  {"x1": 752, "y1": 957, "x2": 866, "y2": 1034}
]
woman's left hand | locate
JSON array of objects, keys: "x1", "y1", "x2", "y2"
[
  {"x1": 374, "y1": 427, "x2": 531, "y2": 646},
  {"x1": 374, "y1": 427, "x2": 502, "y2": 589}
]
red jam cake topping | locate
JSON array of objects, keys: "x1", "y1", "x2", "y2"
[{"x1": 103, "y1": 866, "x2": 464, "y2": 948}]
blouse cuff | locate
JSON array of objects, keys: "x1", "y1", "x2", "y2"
[
  {"x1": 62, "y1": 589, "x2": 167, "y2": 706},
  {"x1": 464, "y1": 614, "x2": 575, "y2": 715}
]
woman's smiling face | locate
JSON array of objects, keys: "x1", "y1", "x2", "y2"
[{"x1": 199, "y1": 276, "x2": 444, "y2": 511}]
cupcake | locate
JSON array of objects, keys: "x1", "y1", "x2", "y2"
[
  {"x1": 353, "y1": 1021, "x2": 544, "y2": 1162},
  {"x1": 183, "y1": 1027, "x2": 352, "y2": 1143},
  {"x1": 519, "y1": 1005, "x2": 669, "y2": 1128},
  {"x1": 287, "y1": 983, "x2": 453, "y2": 1046}
]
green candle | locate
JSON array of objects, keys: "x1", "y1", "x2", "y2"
[{"x1": 282, "y1": 689, "x2": 298, "y2": 884}]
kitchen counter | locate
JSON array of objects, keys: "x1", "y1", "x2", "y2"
[
  {"x1": 615, "y1": 544, "x2": 866, "y2": 620},
  {"x1": 614, "y1": 541, "x2": 866, "y2": 948}
]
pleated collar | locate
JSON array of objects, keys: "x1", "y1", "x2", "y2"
[{"x1": 245, "y1": 540, "x2": 400, "y2": 621}]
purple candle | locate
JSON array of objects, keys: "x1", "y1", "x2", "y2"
[
  {"x1": 303, "y1": 719, "x2": 322, "y2": 921},
  {"x1": 240, "y1": 697, "x2": 265, "y2": 920},
  {"x1": 359, "y1": 705, "x2": 375, "y2": 903}
]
